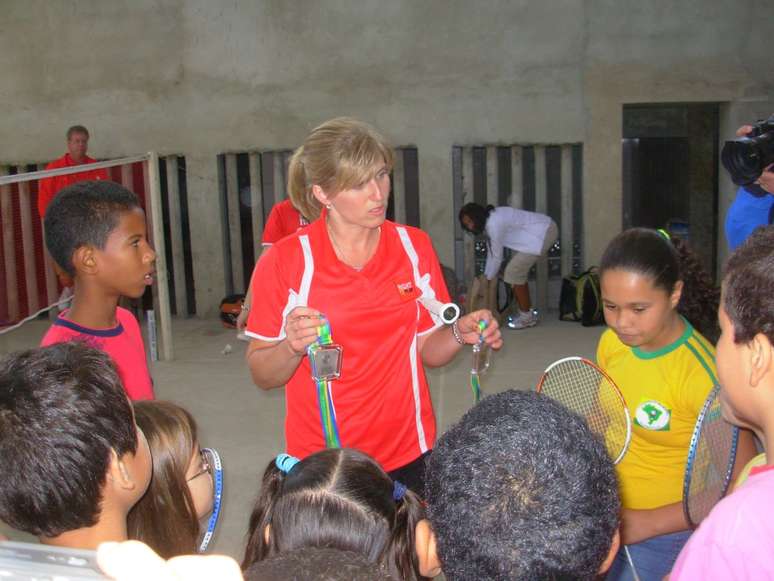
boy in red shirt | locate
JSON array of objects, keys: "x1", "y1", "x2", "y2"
[{"x1": 40, "y1": 180, "x2": 156, "y2": 400}]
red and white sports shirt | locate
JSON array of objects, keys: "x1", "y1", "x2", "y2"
[
  {"x1": 246, "y1": 218, "x2": 450, "y2": 471},
  {"x1": 261, "y1": 200, "x2": 308, "y2": 246}
]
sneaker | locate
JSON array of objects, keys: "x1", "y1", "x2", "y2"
[{"x1": 507, "y1": 310, "x2": 538, "y2": 330}]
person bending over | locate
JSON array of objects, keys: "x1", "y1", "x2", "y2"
[{"x1": 458, "y1": 202, "x2": 557, "y2": 329}]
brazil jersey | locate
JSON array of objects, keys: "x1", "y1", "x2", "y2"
[{"x1": 597, "y1": 319, "x2": 716, "y2": 509}]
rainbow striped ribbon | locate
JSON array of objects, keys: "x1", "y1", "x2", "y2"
[{"x1": 309, "y1": 317, "x2": 341, "y2": 448}]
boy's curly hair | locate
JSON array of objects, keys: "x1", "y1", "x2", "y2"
[
  {"x1": 723, "y1": 225, "x2": 774, "y2": 344},
  {"x1": 425, "y1": 390, "x2": 620, "y2": 581}
]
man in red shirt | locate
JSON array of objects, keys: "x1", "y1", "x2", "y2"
[{"x1": 37, "y1": 125, "x2": 110, "y2": 219}]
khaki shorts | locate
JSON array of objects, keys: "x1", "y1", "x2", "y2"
[{"x1": 502, "y1": 221, "x2": 559, "y2": 285}]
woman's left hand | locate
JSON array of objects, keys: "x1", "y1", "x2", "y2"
[{"x1": 457, "y1": 309, "x2": 503, "y2": 349}]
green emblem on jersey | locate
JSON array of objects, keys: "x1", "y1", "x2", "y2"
[{"x1": 635, "y1": 400, "x2": 671, "y2": 431}]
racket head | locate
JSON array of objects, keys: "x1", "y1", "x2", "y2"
[
  {"x1": 536, "y1": 356, "x2": 632, "y2": 465},
  {"x1": 682, "y1": 385, "x2": 739, "y2": 529},
  {"x1": 199, "y1": 447, "x2": 224, "y2": 552}
]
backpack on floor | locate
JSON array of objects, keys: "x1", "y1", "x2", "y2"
[
  {"x1": 558, "y1": 267, "x2": 604, "y2": 327},
  {"x1": 220, "y1": 293, "x2": 245, "y2": 328}
]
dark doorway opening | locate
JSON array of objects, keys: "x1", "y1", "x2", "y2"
[{"x1": 622, "y1": 104, "x2": 719, "y2": 278}]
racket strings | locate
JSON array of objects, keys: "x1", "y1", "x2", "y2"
[
  {"x1": 686, "y1": 395, "x2": 736, "y2": 526},
  {"x1": 540, "y1": 359, "x2": 629, "y2": 462}
]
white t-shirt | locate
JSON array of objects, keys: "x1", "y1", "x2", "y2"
[{"x1": 484, "y1": 206, "x2": 552, "y2": 279}]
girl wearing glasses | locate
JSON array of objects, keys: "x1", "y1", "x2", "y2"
[{"x1": 127, "y1": 401, "x2": 215, "y2": 558}]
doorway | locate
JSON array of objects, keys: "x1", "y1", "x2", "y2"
[{"x1": 622, "y1": 104, "x2": 719, "y2": 278}]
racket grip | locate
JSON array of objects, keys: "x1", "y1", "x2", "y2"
[{"x1": 419, "y1": 297, "x2": 460, "y2": 324}]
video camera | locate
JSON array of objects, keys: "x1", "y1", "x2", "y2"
[{"x1": 721, "y1": 115, "x2": 774, "y2": 186}]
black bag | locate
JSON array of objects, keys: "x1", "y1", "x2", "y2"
[{"x1": 559, "y1": 268, "x2": 604, "y2": 327}]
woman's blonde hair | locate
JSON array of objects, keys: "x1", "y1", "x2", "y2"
[
  {"x1": 288, "y1": 117, "x2": 394, "y2": 221},
  {"x1": 127, "y1": 401, "x2": 200, "y2": 558}
]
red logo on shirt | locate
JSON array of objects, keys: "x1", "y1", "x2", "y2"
[{"x1": 395, "y1": 280, "x2": 419, "y2": 301}]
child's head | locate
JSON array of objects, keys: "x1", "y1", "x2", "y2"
[
  {"x1": 243, "y1": 547, "x2": 395, "y2": 581},
  {"x1": 599, "y1": 227, "x2": 719, "y2": 346},
  {"x1": 425, "y1": 390, "x2": 620, "y2": 581},
  {"x1": 127, "y1": 401, "x2": 213, "y2": 558},
  {"x1": 242, "y1": 448, "x2": 427, "y2": 581},
  {"x1": 458, "y1": 202, "x2": 491, "y2": 235},
  {"x1": 44, "y1": 180, "x2": 155, "y2": 298},
  {"x1": 717, "y1": 225, "x2": 774, "y2": 430},
  {"x1": 0, "y1": 342, "x2": 151, "y2": 544}
]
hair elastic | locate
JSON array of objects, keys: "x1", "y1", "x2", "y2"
[
  {"x1": 276, "y1": 453, "x2": 300, "y2": 474},
  {"x1": 392, "y1": 480, "x2": 408, "y2": 502},
  {"x1": 657, "y1": 228, "x2": 671, "y2": 242}
]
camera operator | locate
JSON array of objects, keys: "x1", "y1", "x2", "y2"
[{"x1": 723, "y1": 119, "x2": 774, "y2": 251}]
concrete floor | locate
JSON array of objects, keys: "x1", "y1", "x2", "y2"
[{"x1": 0, "y1": 314, "x2": 605, "y2": 560}]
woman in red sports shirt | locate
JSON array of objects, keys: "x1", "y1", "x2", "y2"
[{"x1": 245, "y1": 118, "x2": 502, "y2": 493}]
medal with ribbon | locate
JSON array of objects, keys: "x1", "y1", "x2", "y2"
[{"x1": 308, "y1": 315, "x2": 343, "y2": 448}]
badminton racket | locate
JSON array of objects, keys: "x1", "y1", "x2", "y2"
[
  {"x1": 470, "y1": 320, "x2": 490, "y2": 403},
  {"x1": 536, "y1": 356, "x2": 638, "y2": 579},
  {"x1": 682, "y1": 385, "x2": 739, "y2": 528},
  {"x1": 536, "y1": 356, "x2": 632, "y2": 465}
]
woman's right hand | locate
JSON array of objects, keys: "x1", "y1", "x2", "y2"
[{"x1": 284, "y1": 307, "x2": 326, "y2": 356}]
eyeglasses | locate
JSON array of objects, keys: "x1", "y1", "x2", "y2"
[{"x1": 187, "y1": 449, "x2": 212, "y2": 482}]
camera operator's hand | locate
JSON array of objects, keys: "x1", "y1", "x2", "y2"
[{"x1": 736, "y1": 125, "x2": 755, "y2": 137}]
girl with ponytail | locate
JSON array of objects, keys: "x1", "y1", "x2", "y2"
[
  {"x1": 241, "y1": 448, "x2": 433, "y2": 580},
  {"x1": 597, "y1": 228, "x2": 754, "y2": 580}
]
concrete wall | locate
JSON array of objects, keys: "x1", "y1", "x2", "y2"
[{"x1": 1, "y1": 0, "x2": 771, "y2": 314}]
